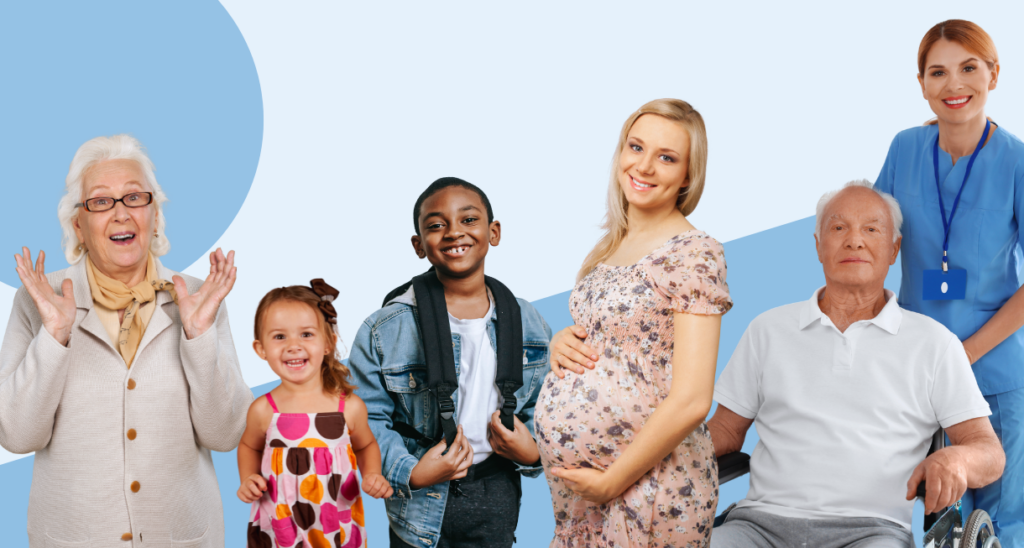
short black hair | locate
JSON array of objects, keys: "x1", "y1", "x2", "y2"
[{"x1": 413, "y1": 177, "x2": 494, "y2": 235}]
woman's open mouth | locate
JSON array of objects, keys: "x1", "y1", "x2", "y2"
[
  {"x1": 630, "y1": 175, "x2": 655, "y2": 191},
  {"x1": 109, "y1": 232, "x2": 136, "y2": 245},
  {"x1": 942, "y1": 96, "x2": 971, "y2": 109}
]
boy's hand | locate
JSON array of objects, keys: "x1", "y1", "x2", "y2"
[
  {"x1": 409, "y1": 426, "x2": 474, "y2": 489},
  {"x1": 362, "y1": 473, "x2": 394, "y2": 499},
  {"x1": 487, "y1": 411, "x2": 540, "y2": 465},
  {"x1": 237, "y1": 474, "x2": 267, "y2": 503}
]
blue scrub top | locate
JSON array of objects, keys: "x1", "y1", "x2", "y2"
[{"x1": 875, "y1": 124, "x2": 1024, "y2": 395}]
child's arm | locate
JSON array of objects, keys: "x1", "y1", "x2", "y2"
[
  {"x1": 236, "y1": 396, "x2": 272, "y2": 503},
  {"x1": 345, "y1": 394, "x2": 394, "y2": 499}
]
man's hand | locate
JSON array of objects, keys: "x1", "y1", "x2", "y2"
[
  {"x1": 906, "y1": 447, "x2": 970, "y2": 514},
  {"x1": 487, "y1": 411, "x2": 539, "y2": 465},
  {"x1": 409, "y1": 426, "x2": 474, "y2": 489}
]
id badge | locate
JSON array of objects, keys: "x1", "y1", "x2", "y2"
[{"x1": 923, "y1": 269, "x2": 967, "y2": 300}]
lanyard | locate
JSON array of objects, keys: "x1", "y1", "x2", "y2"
[{"x1": 933, "y1": 118, "x2": 991, "y2": 271}]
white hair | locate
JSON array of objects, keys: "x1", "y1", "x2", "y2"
[
  {"x1": 814, "y1": 179, "x2": 903, "y2": 243},
  {"x1": 58, "y1": 135, "x2": 170, "y2": 264}
]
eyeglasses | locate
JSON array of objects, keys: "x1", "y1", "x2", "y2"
[{"x1": 75, "y1": 192, "x2": 154, "y2": 212}]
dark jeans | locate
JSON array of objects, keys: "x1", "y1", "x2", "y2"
[{"x1": 390, "y1": 456, "x2": 522, "y2": 548}]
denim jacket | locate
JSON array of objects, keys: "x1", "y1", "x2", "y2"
[{"x1": 348, "y1": 286, "x2": 552, "y2": 548}]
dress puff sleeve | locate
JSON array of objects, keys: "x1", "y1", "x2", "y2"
[{"x1": 642, "y1": 232, "x2": 733, "y2": 315}]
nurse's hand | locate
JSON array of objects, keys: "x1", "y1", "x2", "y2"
[
  {"x1": 550, "y1": 466, "x2": 621, "y2": 505},
  {"x1": 550, "y1": 325, "x2": 598, "y2": 379},
  {"x1": 962, "y1": 339, "x2": 979, "y2": 364},
  {"x1": 905, "y1": 448, "x2": 969, "y2": 514}
]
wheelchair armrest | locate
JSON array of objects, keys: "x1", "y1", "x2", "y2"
[{"x1": 717, "y1": 452, "x2": 751, "y2": 484}]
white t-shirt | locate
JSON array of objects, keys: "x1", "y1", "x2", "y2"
[
  {"x1": 449, "y1": 298, "x2": 499, "y2": 465},
  {"x1": 714, "y1": 287, "x2": 991, "y2": 529}
]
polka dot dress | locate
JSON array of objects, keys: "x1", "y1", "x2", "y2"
[{"x1": 247, "y1": 393, "x2": 366, "y2": 548}]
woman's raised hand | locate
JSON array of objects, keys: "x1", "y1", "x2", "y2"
[
  {"x1": 14, "y1": 248, "x2": 76, "y2": 346},
  {"x1": 549, "y1": 325, "x2": 598, "y2": 379},
  {"x1": 172, "y1": 248, "x2": 237, "y2": 340}
]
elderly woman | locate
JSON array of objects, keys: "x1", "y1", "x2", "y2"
[{"x1": 0, "y1": 134, "x2": 253, "y2": 547}]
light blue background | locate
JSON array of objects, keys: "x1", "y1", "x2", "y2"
[
  {"x1": 1, "y1": 0, "x2": 1018, "y2": 546},
  {"x1": 0, "y1": 0, "x2": 262, "y2": 285}
]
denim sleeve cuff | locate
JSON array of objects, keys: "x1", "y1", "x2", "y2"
[{"x1": 387, "y1": 453, "x2": 420, "y2": 498}]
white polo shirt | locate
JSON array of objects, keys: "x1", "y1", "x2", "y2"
[{"x1": 714, "y1": 287, "x2": 990, "y2": 529}]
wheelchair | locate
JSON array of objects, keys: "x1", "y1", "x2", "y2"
[{"x1": 714, "y1": 431, "x2": 1000, "y2": 548}]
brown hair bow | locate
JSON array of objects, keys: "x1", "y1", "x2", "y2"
[{"x1": 309, "y1": 278, "x2": 340, "y2": 324}]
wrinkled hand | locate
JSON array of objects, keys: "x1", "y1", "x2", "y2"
[
  {"x1": 173, "y1": 248, "x2": 237, "y2": 340},
  {"x1": 14, "y1": 248, "x2": 76, "y2": 346},
  {"x1": 237, "y1": 473, "x2": 267, "y2": 503},
  {"x1": 550, "y1": 466, "x2": 620, "y2": 505},
  {"x1": 487, "y1": 411, "x2": 539, "y2": 465},
  {"x1": 409, "y1": 426, "x2": 473, "y2": 489},
  {"x1": 361, "y1": 473, "x2": 394, "y2": 499},
  {"x1": 550, "y1": 325, "x2": 598, "y2": 379},
  {"x1": 906, "y1": 447, "x2": 969, "y2": 514}
]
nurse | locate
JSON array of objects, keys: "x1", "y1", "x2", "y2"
[{"x1": 874, "y1": 19, "x2": 1024, "y2": 542}]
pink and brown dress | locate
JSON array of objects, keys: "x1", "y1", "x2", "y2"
[
  {"x1": 248, "y1": 393, "x2": 366, "y2": 548},
  {"x1": 536, "y1": 231, "x2": 733, "y2": 548}
]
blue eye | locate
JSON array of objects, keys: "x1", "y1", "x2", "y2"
[
  {"x1": 660, "y1": 155, "x2": 674, "y2": 163},
  {"x1": 631, "y1": 144, "x2": 642, "y2": 152}
]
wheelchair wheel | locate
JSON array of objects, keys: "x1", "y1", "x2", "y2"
[{"x1": 963, "y1": 509, "x2": 999, "y2": 548}]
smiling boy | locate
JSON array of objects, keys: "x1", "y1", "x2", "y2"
[{"x1": 348, "y1": 177, "x2": 552, "y2": 548}]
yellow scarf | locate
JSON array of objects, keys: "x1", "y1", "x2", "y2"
[{"x1": 86, "y1": 254, "x2": 178, "y2": 367}]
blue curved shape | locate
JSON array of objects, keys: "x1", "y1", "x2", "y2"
[{"x1": 0, "y1": 0, "x2": 263, "y2": 287}]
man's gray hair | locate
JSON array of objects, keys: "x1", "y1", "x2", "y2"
[
  {"x1": 57, "y1": 134, "x2": 170, "y2": 264},
  {"x1": 814, "y1": 179, "x2": 903, "y2": 243}
]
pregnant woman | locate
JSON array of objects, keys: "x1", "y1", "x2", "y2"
[{"x1": 536, "y1": 99, "x2": 732, "y2": 547}]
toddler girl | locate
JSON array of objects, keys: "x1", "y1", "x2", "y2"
[{"x1": 238, "y1": 280, "x2": 392, "y2": 548}]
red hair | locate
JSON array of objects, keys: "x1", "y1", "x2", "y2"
[
  {"x1": 254, "y1": 286, "x2": 356, "y2": 396},
  {"x1": 918, "y1": 20, "x2": 998, "y2": 77}
]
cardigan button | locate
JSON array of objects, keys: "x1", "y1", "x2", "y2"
[
  {"x1": 121, "y1": 532, "x2": 133, "y2": 541},
  {"x1": 127, "y1": 379, "x2": 136, "y2": 390},
  {"x1": 131, "y1": 481, "x2": 141, "y2": 493},
  {"x1": 127, "y1": 429, "x2": 137, "y2": 441}
]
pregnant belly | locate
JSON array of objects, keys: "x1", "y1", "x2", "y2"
[{"x1": 535, "y1": 359, "x2": 652, "y2": 470}]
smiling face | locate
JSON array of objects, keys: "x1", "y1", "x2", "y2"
[
  {"x1": 815, "y1": 187, "x2": 901, "y2": 292},
  {"x1": 411, "y1": 186, "x2": 500, "y2": 279},
  {"x1": 253, "y1": 300, "x2": 331, "y2": 388},
  {"x1": 617, "y1": 114, "x2": 691, "y2": 213},
  {"x1": 919, "y1": 38, "x2": 998, "y2": 125},
  {"x1": 73, "y1": 159, "x2": 156, "y2": 280}
]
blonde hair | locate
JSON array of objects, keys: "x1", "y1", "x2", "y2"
[
  {"x1": 58, "y1": 134, "x2": 170, "y2": 264},
  {"x1": 577, "y1": 99, "x2": 708, "y2": 281}
]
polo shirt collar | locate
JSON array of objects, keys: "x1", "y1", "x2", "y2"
[{"x1": 798, "y1": 286, "x2": 902, "y2": 335}]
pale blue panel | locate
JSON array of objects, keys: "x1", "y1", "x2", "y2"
[{"x1": 0, "y1": 1, "x2": 262, "y2": 286}]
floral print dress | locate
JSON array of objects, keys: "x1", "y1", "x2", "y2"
[
  {"x1": 247, "y1": 393, "x2": 366, "y2": 548},
  {"x1": 536, "y1": 231, "x2": 733, "y2": 548}
]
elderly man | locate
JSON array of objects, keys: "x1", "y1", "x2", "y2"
[{"x1": 708, "y1": 180, "x2": 1005, "y2": 547}]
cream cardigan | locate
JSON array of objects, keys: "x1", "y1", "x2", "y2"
[{"x1": 0, "y1": 257, "x2": 253, "y2": 547}]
